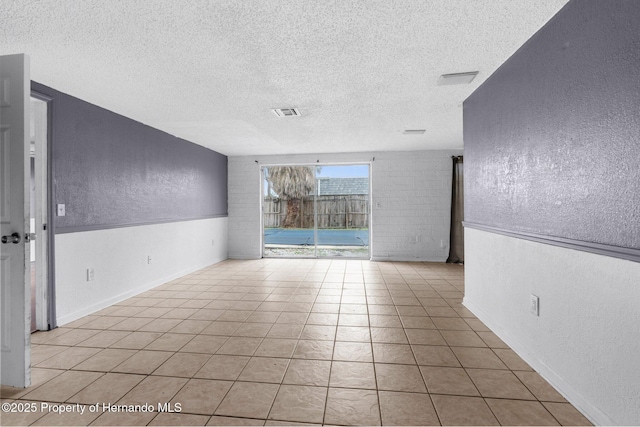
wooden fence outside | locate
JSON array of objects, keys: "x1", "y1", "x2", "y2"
[{"x1": 263, "y1": 195, "x2": 369, "y2": 229}]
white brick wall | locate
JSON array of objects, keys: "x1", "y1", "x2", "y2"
[
  {"x1": 228, "y1": 157, "x2": 263, "y2": 259},
  {"x1": 371, "y1": 151, "x2": 456, "y2": 261},
  {"x1": 228, "y1": 150, "x2": 461, "y2": 261}
]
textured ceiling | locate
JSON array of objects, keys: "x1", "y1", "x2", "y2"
[{"x1": 1, "y1": 0, "x2": 569, "y2": 156}]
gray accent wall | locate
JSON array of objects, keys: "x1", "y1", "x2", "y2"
[
  {"x1": 32, "y1": 82, "x2": 228, "y2": 233},
  {"x1": 463, "y1": 0, "x2": 640, "y2": 253}
]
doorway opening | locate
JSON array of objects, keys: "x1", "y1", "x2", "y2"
[
  {"x1": 30, "y1": 95, "x2": 50, "y2": 332},
  {"x1": 262, "y1": 164, "x2": 370, "y2": 259}
]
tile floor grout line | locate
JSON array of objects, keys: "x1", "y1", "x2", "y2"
[
  {"x1": 411, "y1": 264, "x2": 444, "y2": 427},
  {"x1": 320, "y1": 260, "x2": 341, "y2": 426},
  {"x1": 366, "y1": 264, "x2": 385, "y2": 426}
]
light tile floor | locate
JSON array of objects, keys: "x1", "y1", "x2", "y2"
[{"x1": 1, "y1": 259, "x2": 592, "y2": 426}]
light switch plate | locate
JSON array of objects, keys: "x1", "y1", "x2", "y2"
[{"x1": 57, "y1": 204, "x2": 66, "y2": 217}]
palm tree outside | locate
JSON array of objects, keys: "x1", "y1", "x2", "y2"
[{"x1": 265, "y1": 166, "x2": 316, "y2": 228}]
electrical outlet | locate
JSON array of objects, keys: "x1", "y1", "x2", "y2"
[
  {"x1": 530, "y1": 294, "x2": 540, "y2": 316},
  {"x1": 87, "y1": 268, "x2": 94, "y2": 282}
]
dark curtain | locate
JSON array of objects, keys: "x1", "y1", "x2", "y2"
[{"x1": 446, "y1": 156, "x2": 464, "y2": 263}]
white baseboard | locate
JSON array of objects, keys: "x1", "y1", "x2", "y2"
[
  {"x1": 463, "y1": 298, "x2": 609, "y2": 426},
  {"x1": 56, "y1": 256, "x2": 225, "y2": 326},
  {"x1": 54, "y1": 217, "x2": 228, "y2": 326}
]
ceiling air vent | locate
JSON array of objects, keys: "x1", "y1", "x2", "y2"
[
  {"x1": 272, "y1": 108, "x2": 301, "y2": 117},
  {"x1": 403, "y1": 129, "x2": 426, "y2": 135}
]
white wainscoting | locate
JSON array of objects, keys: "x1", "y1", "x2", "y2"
[
  {"x1": 464, "y1": 227, "x2": 640, "y2": 426},
  {"x1": 55, "y1": 217, "x2": 228, "y2": 325}
]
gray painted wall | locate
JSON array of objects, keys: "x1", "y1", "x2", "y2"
[
  {"x1": 32, "y1": 82, "x2": 228, "y2": 233},
  {"x1": 464, "y1": 0, "x2": 640, "y2": 251}
]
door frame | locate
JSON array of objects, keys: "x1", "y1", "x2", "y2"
[
  {"x1": 30, "y1": 90, "x2": 56, "y2": 330},
  {"x1": 260, "y1": 162, "x2": 372, "y2": 260}
]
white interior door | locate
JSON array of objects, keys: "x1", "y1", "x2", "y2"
[{"x1": 1, "y1": 54, "x2": 31, "y2": 387}]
